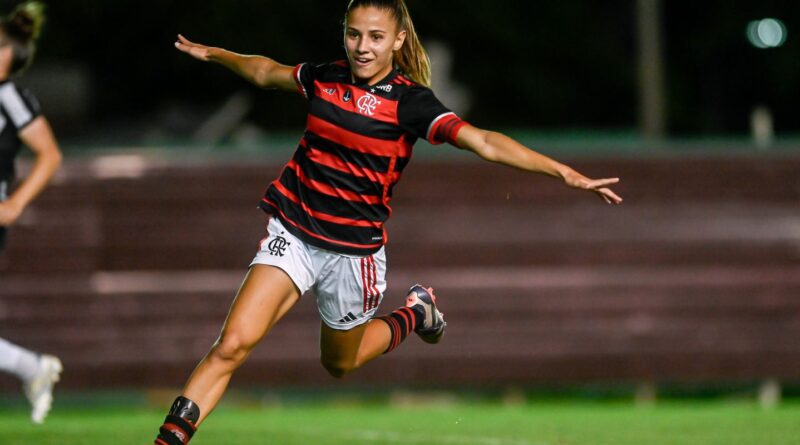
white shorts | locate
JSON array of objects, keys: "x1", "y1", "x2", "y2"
[{"x1": 250, "y1": 217, "x2": 387, "y2": 330}]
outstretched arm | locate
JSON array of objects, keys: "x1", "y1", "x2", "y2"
[
  {"x1": 455, "y1": 125, "x2": 622, "y2": 204},
  {"x1": 0, "y1": 117, "x2": 62, "y2": 226},
  {"x1": 174, "y1": 34, "x2": 297, "y2": 91}
]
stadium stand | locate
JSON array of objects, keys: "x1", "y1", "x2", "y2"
[{"x1": 1, "y1": 155, "x2": 799, "y2": 390}]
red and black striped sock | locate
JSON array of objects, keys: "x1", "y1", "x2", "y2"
[
  {"x1": 379, "y1": 305, "x2": 425, "y2": 354},
  {"x1": 155, "y1": 396, "x2": 200, "y2": 445},
  {"x1": 155, "y1": 415, "x2": 196, "y2": 445}
]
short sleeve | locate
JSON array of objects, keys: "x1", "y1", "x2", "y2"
[
  {"x1": 292, "y1": 62, "x2": 318, "y2": 99},
  {"x1": 0, "y1": 83, "x2": 41, "y2": 131},
  {"x1": 398, "y1": 87, "x2": 468, "y2": 145}
]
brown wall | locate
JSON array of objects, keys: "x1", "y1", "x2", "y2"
[{"x1": 1, "y1": 154, "x2": 799, "y2": 390}]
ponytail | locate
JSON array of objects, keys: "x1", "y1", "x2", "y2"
[
  {"x1": 345, "y1": 0, "x2": 432, "y2": 87},
  {"x1": 1, "y1": 1, "x2": 46, "y2": 75}
]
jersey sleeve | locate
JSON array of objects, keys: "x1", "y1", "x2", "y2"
[
  {"x1": 292, "y1": 62, "x2": 319, "y2": 99},
  {"x1": 0, "y1": 84, "x2": 41, "y2": 131},
  {"x1": 398, "y1": 87, "x2": 468, "y2": 146}
]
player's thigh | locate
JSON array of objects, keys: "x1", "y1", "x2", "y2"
[
  {"x1": 220, "y1": 265, "x2": 301, "y2": 346},
  {"x1": 319, "y1": 321, "x2": 368, "y2": 364}
]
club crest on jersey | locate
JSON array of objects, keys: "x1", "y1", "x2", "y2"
[
  {"x1": 357, "y1": 93, "x2": 382, "y2": 116},
  {"x1": 343, "y1": 89, "x2": 352, "y2": 102}
]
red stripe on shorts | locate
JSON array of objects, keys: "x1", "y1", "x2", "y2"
[
  {"x1": 368, "y1": 256, "x2": 380, "y2": 311},
  {"x1": 365, "y1": 255, "x2": 374, "y2": 311},
  {"x1": 361, "y1": 257, "x2": 369, "y2": 313}
]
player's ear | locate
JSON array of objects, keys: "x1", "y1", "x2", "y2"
[{"x1": 393, "y1": 30, "x2": 407, "y2": 52}]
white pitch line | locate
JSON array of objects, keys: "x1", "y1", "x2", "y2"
[
  {"x1": 354, "y1": 430, "x2": 550, "y2": 445},
  {"x1": 286, "y1": 426, "x2": 551, "y2": 445}
]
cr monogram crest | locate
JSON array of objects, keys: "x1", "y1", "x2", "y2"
[
  {"x1": 267, "y1": 232, "x2": 290, "y2": 257},
  {"x1": 357, "y1": 93, "x2": 381, "y2": 116}
]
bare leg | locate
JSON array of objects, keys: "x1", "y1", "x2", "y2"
[
  {"x1": 319, "y1": 318, "x2": 391, "y2": 378},
  {"x1": 182, "y1": 265, "x2": 300, "y2": 424},
  {"x1": 318, "y1": 285, "x2": 444, "y2": 378}
]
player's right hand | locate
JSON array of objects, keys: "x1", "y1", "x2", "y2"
[
  {"x1": 0, "y1": 200, "x2": 22, "y2": 227},
  {"x1": 561, "y1": 169, "x2": 623, "y2": 205},
  {"x1": 175, "y1": 34, "x2": 214, "y2": 62}
]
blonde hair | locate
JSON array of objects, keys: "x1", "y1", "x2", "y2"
[
  {"x1": 1, "y1": 1, "x2": 46, "y2": 74},
  {"x1": 345, "y1": 0, "x2": 432, "y2": 87}
]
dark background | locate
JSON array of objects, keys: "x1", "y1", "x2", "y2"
[
  {"x1": 2, "y1": 0, "x2": 800, "y2": 396},
  {"x1": 1, "y1": 0, "x2": 797, "y2": 144}
]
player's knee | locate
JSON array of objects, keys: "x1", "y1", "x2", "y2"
[
  {"x1": 211, "y1": 334, "x2": 252, "y2": 365},
  {"x1": 321, "y1": 357, "x2": 354, "y2": 379}
]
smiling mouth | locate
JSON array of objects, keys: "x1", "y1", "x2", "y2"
[{"x1": 354, "y1": 57, "x2": 373, "y2": 67}]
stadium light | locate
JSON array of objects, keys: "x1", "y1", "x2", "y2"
[{"x1": 747, "y1": 18, "x2": 787, "y2": 49}]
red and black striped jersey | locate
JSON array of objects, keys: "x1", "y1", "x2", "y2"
[{"x1": 260, "y1": 60, "x2": 468, "y2": 255}]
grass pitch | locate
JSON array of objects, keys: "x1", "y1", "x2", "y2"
[{"x1": 1, "y1": 399, "x2": 798, "y2": 445}]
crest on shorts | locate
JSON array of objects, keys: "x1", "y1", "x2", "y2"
[{"x1": 268, "y1": 232, "x2": 290, "y2": 257}]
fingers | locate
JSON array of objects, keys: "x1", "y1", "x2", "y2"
[
  {"x1": 175, "y1": 34, "x2": 210, "y2": 61},
  {"x1": 597, "y1": 187, "x2": 623, "y2": 205},
  {"x1": 586, "y1": 177, "x2": 619, "y2": 188},
  {"x1": 175, "y1": 34, "x2": 192, "y2": 50},
  {"x1": 578, "y1": 177, "x2": 622, "y2": 205}
]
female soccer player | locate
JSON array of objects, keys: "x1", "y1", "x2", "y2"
[
  {"x1": 155, "y1": 1, "x2": 622, "y2": 443},
  {"x1": 0, "y1": 1, "x2": 63, "y2": 425}
]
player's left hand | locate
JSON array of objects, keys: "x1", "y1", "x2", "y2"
[
  {"x1": 174, "y1": 34, "x2": 215, "y2": 62},
  {"x1": 562, "y1": 170, "x2": 623, "y2": 205},
  {"x1": 0, "y1": 200, "x2": 23, "y2": 226}
]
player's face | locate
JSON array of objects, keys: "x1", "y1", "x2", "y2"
[{"x1": 344, "y1": 6, "x2": 406, "y2": 85}]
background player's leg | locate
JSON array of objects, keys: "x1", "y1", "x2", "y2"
[
  {"x1": 183, "y1": 265, "x2": 300, "y2": 424},
  {"x1": 0, "y1": 337, "x2": 62, "y2": 424},
  {"x1": 0, "y1": 337, "x2": 39, "y2": 380}
]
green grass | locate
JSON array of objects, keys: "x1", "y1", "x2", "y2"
[{"x1": 1, "y1": 400, "x2": 799, "y2": 445}]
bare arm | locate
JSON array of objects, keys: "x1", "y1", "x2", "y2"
[
  {"x1": 174, "y1": 34, "x2": 297, "y2": 91},
  {"x1": 0, "y1": 116, "x2": 62, "y2": 226},
  {"x1": 455, "y1": 124, "x2": 622, "y2": 204}
]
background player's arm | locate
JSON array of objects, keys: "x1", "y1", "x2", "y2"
[
  {"x1": 455, "y1": 124, "x2": 622, "y2": 204},
  {"x1": 174, "y1": 34, "x2": 296, "y2": 92},
  {"x1": 0, "y1": 117, "x2": 62, "y2": 226}
]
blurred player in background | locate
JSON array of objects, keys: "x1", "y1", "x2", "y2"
[
  {"x1": 155, "y1": 0, "x2": 622, "y2": 443},
  {"x1": 0, "y1": 1, "x2": 63, "y2": 425}
]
